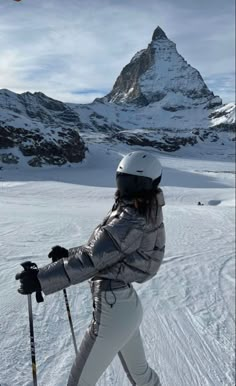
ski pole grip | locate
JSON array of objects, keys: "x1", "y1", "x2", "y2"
[
  {"x1": 21, "y1": 261, "x2": 36, "y2": 271},
  {"x1": 21, "y1": 261, "x2": 44, "y2": 303}
]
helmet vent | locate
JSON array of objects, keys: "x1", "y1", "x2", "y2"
[
  {"x1": 142, "y1": 155, "x2": 147, "y2": 158},
  {"x1": 136, "y1": 170, "x2": 143, "y2": 173}
]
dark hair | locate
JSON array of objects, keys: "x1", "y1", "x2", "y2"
[{"x1": 114, "y1": 188, "x2": 161, "y2": 223}]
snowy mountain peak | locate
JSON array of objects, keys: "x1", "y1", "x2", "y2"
[
  {"x1": 0, "y1": 26, "x2": 235, "y2": 169},
  {"x1": 152, "y1": 26, "x2": 168, "y2": 41},
  {"x1": 102, "y1": 26, "x2": 222, "y2": 108}
]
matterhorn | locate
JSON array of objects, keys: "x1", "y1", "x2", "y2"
[{"x1": 0, "y1": 26, "x2": 235, "y2": 167}]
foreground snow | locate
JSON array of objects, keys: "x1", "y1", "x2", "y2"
[{"x1": 0, "y1": 148, "x2": 235, "y2": 386}]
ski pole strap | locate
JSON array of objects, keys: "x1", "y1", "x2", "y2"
[{"x1": 36, "y1": 291, "x2": 44, "y2": 303}]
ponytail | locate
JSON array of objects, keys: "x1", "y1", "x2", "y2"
[{"x1": 114, "y1": 188, "x2": 160, "y2": 223}]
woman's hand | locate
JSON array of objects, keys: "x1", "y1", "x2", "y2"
[
  {"x1": 15, "y1": 265, "x2": 41, "y2": 295},
  {"x1": 48, "y1": 245, "x2": 69, "y2": 262}
]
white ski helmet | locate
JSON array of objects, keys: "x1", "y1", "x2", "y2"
[{"x1": 116, "y1": 151, "x2": 162, "y2": 198}]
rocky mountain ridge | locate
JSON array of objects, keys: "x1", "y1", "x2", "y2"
[
  {"x1": 0, "y1": 90, "x2": 86, "y2": 166},
  {"x1": 0, "y1": 26, "x2": 235, "y2": 167}
]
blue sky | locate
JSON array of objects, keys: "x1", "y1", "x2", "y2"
[{"x1": 0, "y1": 0, "x2": 235, "y2": 104}]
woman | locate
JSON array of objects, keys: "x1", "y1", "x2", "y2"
[{"x1": 16, "y1": 151, "x2": 166, "y2": 386}]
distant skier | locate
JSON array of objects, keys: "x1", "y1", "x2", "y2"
[
  {"x1": 197, "y1": 201, "x2": 204, "y2": 206},
  {"x1": 16, "y1": 151, "x2": 165, "y2": 386}
]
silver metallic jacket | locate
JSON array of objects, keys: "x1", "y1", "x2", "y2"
[{"x1": 38, "y1": 190, "x2": 165, "y2": 295}]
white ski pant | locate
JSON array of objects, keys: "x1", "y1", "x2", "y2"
[{"x1": 67, "y1": 282, "x2": 161, "y2": 386}]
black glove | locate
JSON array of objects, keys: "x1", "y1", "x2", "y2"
[
  {"x1": 48, "y1": 245, "x2": 69, "y2": 262},
  {"x1": 15, "y1": 265, "x2": 41, "y2": 295}
]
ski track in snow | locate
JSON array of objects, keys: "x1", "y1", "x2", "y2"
[{"x1": 0, "y1": 154, "x2": 235, "y2": 386}]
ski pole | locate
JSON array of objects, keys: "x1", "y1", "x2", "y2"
[
  {"x1": 63, "y1": 288, "x2": 78, "y2": 354},
  {"x1": 48, "y1": 252, "x2": 78, "y2": 354},
  {"x1": 27, "y1": 293, "x2": 38, "y2": 386},
  {"x1": 21, "y1": 261, "x2": 44, "y2": 386}
]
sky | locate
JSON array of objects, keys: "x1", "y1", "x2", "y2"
[{"x1": 0, "y1": 0, "x2": 235, "y2": 104}]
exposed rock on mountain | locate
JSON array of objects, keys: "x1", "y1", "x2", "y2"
[
  {"x1": 0, "y1": 26, "x2": 235, "y2": 168},
  {"x1": 0, "y1": 89, "x2": 86, "y2": 166},
  {"x1": 102, "y1": 26, "x2": 222, "y2": 109}
]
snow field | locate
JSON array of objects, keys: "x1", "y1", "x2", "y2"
[{"x1": 0, "y1": 151, "x2": 235, "y2": 386}]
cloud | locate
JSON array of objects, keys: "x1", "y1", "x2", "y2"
[
  {"x1": 0, "y1": 0, "x2": 235, "y2": 103},
  {"x1": 205, "y1": 72, "x2": 235, "y2": 103}
]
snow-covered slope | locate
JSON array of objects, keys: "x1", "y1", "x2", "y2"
[
  {"x1": 0, "y1": 26, "x2": 235, "y2": 168},
  {"x1": 0, "y1": 145, "x2": 235, "y2": 385}
]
